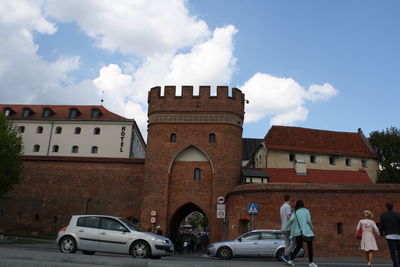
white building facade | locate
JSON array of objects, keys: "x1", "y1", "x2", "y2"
[{"x1": 1, "y1": 105, "x2": 146, "y2": 158}]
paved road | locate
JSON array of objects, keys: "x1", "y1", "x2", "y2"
[{"x1": 0, "y1": 241, "x2": 394, "y2": 267}]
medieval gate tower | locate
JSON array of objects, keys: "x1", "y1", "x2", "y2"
[{"x1": 141, "y1": 86, "x2": 245, "y2": 242}]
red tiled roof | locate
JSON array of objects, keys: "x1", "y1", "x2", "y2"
[
  {"x1": 0, "y1": 104, "x2": 128, "y2": 121},
  {"x1": 264, "y1": 126, "x2": 375, "y2": 157},
  {"x1": 263, "y1": 168, "x2": 373, "y2": 184}
]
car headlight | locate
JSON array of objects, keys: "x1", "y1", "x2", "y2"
[{"x1": 151, "y1": 237, "x2": 164, "y2": 242}]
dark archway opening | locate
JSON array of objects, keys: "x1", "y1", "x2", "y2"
[{"x1": 169, "y1": 203, "x2": 209, "y2": 253}]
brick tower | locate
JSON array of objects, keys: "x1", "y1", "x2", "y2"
[{"x1": 141, "y1": 86, "x2": 245, "y2": 242}]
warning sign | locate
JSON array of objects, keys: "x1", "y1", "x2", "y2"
[{"x1": 247, "y1": 203, "x2": 259, "y2": 215}]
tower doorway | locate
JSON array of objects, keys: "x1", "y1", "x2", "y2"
[{"x1": 169, "y1": 203, "x2": 209, "y2": 253}]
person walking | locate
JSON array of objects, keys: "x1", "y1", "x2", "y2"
[
  {"x1": 285, "y1": 200, "x2": 317, "y2": 267},
  {"x1": 280, "y1": 195, "x2": 295, "y2": 263},
  {"x1": 357, "y1": 210, "x2": 380, "y2": 267},
  {"x1": 379, "y1": 202, "x2": 400, "y2": 267}
]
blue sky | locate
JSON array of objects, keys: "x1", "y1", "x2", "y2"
[{"x1": 0, "y1": 1, "x2": 399, "y2": 139}]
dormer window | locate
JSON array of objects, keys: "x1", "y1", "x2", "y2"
[
  {"x1": 42, "y1": 107, "x2": 54, "y2": 118},
  {"x1": 22, "y1": 107, "x2": 33, "y2": 117},
  {"x1": 3, "y1": 107, "x2": 15, "y2": 116},
  {"x1": 91, "y1": 108, "x2": 102, "y2": 118},
  {"x1": 69, "y1": 108, "x2": 80, "y2": 118}
]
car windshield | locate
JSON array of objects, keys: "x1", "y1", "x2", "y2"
[{"x1": 120, "y1": 218, "x2": 141, "y2": 231}]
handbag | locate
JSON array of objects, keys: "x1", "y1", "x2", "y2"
[
  {"x1": 295, "y1": 210, "x2": 314, "y2": 242},
  {"x1": 356, "y1": 224, "x2": 363, "y2": 239}
]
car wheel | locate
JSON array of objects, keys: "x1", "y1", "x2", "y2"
[
  {"x1": 82, "y1": 250, "x2": 96, "y2": 255},
  {"x1": 276, "y1": 248, "x2": 284, "y2": 261},
  {"x1": 59, "y1": 236, "x2": 77, "y2": 254},
  {"x1": 217, "y1": 246, "x2": 232, "y2": 260},
  {"x1": 131, "y1": 241, "x2": 150, "y2": 258}
]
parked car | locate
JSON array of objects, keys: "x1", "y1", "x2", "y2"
[
  {"x1": 207, "y1": 229, "x2": 304, "y2": 260},
  {"x1": 56, "y1": 215, "x2": 174, "y2": 258}
]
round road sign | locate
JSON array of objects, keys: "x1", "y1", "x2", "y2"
[{"x1": 217, "y1": 196, "x2": 225, "y2": 204}]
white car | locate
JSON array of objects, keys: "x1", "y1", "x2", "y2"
[
  {"x1": 55, "y1": 215, "x2": 174, "y2": 258},
  {"x1": 207, "y1": 229, "x2": 304, "y2": 260}
]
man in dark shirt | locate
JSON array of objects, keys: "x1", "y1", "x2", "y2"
[{"x1": 379, "y1": 202, "x2": 400, "y2": 267}]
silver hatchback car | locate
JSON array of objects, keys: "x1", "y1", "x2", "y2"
[
  {"x1": 207, "y1": 229, "x2": 303, "y2": 260},
  {"x1": 55, "y1": 215, "x2": 174, "y2": 258}
]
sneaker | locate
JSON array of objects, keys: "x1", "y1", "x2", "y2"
[
  {"x1": 280, "y1": 255, "x2": 289, "y2": 263},
  {"x1": 287, "y1": 260, "x2": 295, "y2": 266},
  {"x1": 309, "y1": 263, "x2": 318, "y2": 267}
]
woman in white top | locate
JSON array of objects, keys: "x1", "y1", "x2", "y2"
[{"x1": 356, "y1": 210, "x2": 380, "y2": 267}]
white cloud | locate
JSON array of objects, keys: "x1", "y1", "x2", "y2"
[
  {"x1": 306, "y1": 83, "x2": 338, "y2": 102},
  {"x1": 44, "y1": 0, "x2": 210, "y2": 56},
  {"x1": 0, "y1": 0, "x2": 80, "y2": 104},
  {"x1": 92, "y1": 25, "x2": 238, "y2": 137},
  {"x1": 241, "y1": 73, "x2": 338, "y2": 125}
]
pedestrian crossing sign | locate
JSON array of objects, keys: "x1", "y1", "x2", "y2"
[{"x1": 247, "y1": 203, "x2": 259, "y2": 214}]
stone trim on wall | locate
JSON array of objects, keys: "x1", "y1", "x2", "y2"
[{"x1": 148, "y1": 113, "x2": 243, "y2": 127}]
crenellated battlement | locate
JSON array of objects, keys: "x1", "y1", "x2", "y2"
[{"x1": 148, "y1": 86, "x2": 245, "y2": 121}]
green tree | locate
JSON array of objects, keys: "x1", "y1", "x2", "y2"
[
  {"x1": 186, "y1": 211, "x2": 208, "y2": 231},
  {"x1": 369, "y1": 127, "x2": 400, "y2": 183},
  {"x1": 0, "y1": 113, "x2": 23, "y2": 198}
]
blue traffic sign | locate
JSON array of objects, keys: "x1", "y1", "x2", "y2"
[{"x1": 247, "y1": 203, "x2": 259, "y2": 215}]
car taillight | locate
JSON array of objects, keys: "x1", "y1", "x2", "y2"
[{"x1": 59, "y1": 227, "x2": 67, "y2": 232}]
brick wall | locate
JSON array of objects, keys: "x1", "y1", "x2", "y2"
[
  {"x1": 226, "y1": 183, "x2": 400, "y2": 257},
  {"x1": 0, "y1": 156, "x2": 145, "y2": 236}
]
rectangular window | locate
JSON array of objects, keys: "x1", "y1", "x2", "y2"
[
  {"x1": 77, "y1": 217, "x2": 100, "y2": 228},
  {"x1": 310, "y1": 155, "x2": 316, "y2": 164},
  {"x1": 329, "y1": 156, "x2": 336, "y2": 166},
  {"x1": 346, "y1": 158, "x2": 351, "y2": 166},
  {"x1": 337, "y1": 222, "x2": 343, "y2": 234},
  {"x1": 289, "y1": 153, "x2": 295, "y2": 162},
  {"x1": 362, "y1": 159, "x2": 368, "y2": 168}
]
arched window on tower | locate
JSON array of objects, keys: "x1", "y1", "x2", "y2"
[
  {"x1": 194, "y1": 168, "x2": 201, "y2": 181},
  {"x1": 170, "y1": 133, "x2": 176, "y2": 143},
  {"x1": 209, "y1": 133, "x2": 216, "y2": 143}
]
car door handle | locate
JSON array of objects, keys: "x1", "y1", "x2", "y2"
[
  {"x1": 253, "y1": 242, "x2": 258, "y2": 244},
  {"x1": 78, "y1": 230, "x2": 84, "y2": 232},
  {"x1": 100, "y1": 232, "x2": 106, "y2": 235}
]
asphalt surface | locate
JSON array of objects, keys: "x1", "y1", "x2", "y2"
[{"x1": 0, "y1": 236, "x2": 394, "y2": 267}]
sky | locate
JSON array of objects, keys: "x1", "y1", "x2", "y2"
[{"x1": 0, "y1": 0, "x2": 399, "y2": 139}]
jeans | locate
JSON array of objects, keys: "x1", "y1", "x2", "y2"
[
  {"x1": 284, "y1": 231, "x2": 296, "y2": 256},
  {"x1": 387, "y1": 239, "x2": 400, "y2": 267}
]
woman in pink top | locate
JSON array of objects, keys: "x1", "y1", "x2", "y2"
[{"x1": 356, "y1": 210, "x2": 380, "y2": 267}]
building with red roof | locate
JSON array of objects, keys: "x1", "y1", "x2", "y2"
[
  {"x1": 245, "y1": 125, "x2": 378, "y2": 183},
  {"x1": 0, "y1": 104, "x2": 146, "y2": 158}
]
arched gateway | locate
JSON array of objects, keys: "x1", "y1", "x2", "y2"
[
  {"x1": 169, "y1": 203, "x2": 207, "y2": 246},
  {"x1": 140, "y1": 86, "x2": 245, "y2": 242}
]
